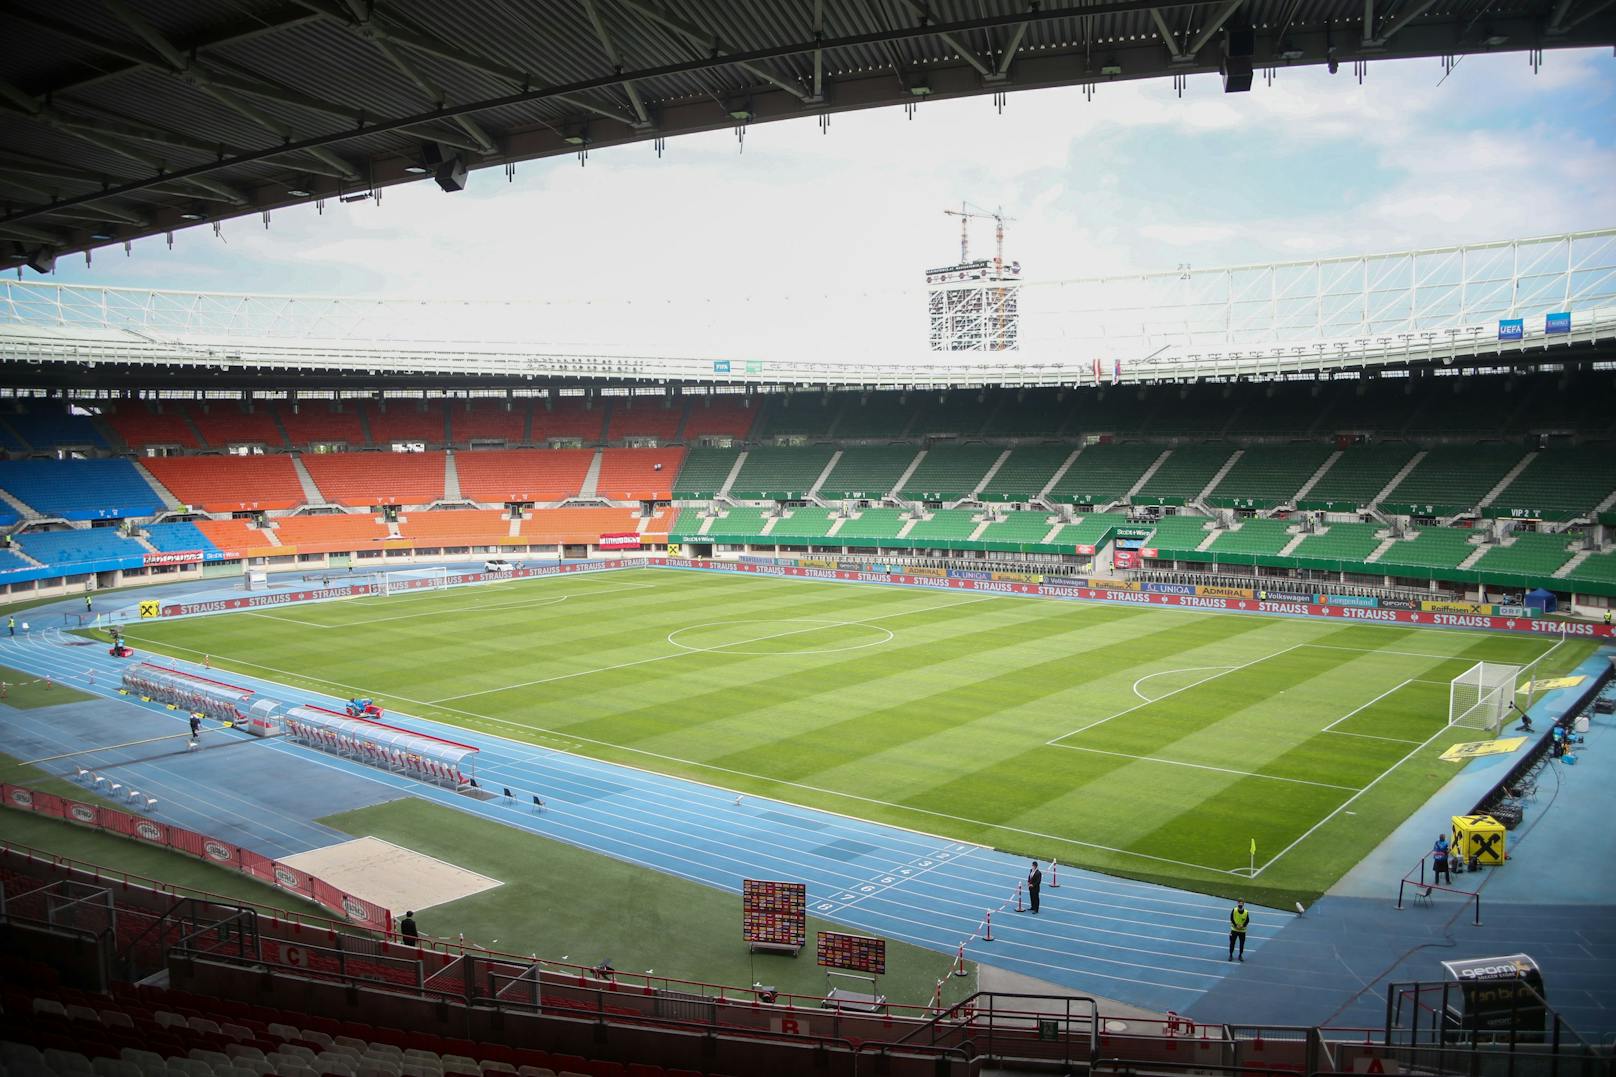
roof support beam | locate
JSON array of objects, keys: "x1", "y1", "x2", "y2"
[
  {"x1": 1561, "y1": 0, "x2": 1616, "y2": 29},
  {"x1": 812, "y1": 0, "x2": 825, "y2": 98},
  {"x1": 0, "y1": 223, "x2": 65, "y2": 244},
  {"x1": 1187, "y1": 0, "x2": 1246, "y2": 56},
  {"x1": 1149, "y1": 8, "x2": 1185, "y2": 57},
  {"x1": 614, "y1": 0, "x2": 814, "y2": 103},
  {"x1": 582, "y1": 0, "x2": 653, "y2": 126},
  {"x1": 1363, "y1": 0, "x2": 1377, "y2": 40},
  {"x1": 994, "y1": 20, "x2": 1032, "y2": 76},
  {"x1": 1374, "y1": 0, "x2": 1440, "y2": 41},
  {"x1": 898, "y1": 0, "x2": 994, "y2": 77}
]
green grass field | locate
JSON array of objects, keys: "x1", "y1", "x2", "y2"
[{"x1": 119, "y1": 568, "x2": 1591, "y2": 907}]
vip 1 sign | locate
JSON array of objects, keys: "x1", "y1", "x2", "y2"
[
  {"x1": 1498, "y1": 318, "x2": 1524, "y2": 342},
  {"x1": 1545, "y1": 311, "x2": 1571, "y2": 335}
]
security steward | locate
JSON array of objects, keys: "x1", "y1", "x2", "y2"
[{"x1": 1229, "y1": 900, "x2": 1250, "y2": 961}]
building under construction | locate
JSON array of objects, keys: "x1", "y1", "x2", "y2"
[{"x1": 926, "y1": 203, "x2": 1022, "y2": 352}]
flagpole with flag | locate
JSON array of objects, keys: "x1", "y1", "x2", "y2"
[{"x1": 1249, "y1": 837, "x2": 1257, "y2": 876}]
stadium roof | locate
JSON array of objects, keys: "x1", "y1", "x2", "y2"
[{"x1": 3, "y1": 0, "x2": 1614, "y2": 275}]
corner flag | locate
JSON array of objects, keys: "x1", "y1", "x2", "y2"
[{"x1": 1250, "y1": 838, "x2": 1257, "y2": 855}]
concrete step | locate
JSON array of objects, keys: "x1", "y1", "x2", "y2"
[
  {"x1": 890, "y1": 448, "x2": 927, "y2": 500},
  {"x1": 443, "y1": 450, "x2": 463, "y2": 500},
  {"x1": 289, "y1": 455, "x2": 327, "y2": 504},
  {"x1": 716, "y1": 451, "x2": 749, "y2": 499},
  {"x1": 578, "y1": 449, "x2": 604, "y2": 499},
  {"x1": 1126, "y1": 449, "x2": 1174, "y2": 500},
  {"x1": 1198, "y1": 448, "x2": 1244, "y2": 501},
  {"x1": 130, "y1": 459, "x2": 184, "y2": 511},
  {"x1": 1479, "y1": 451, "x2": 1538, "y2": 508},
  {"x1": 973, "y1": 449, "x2": 1013, "y2": 498},
  {"x1": 1293, "y1": 449, "x2": 1342, "y2": 502},
  {"x1": 1037, "y1": 447, "x2": 1083, "y2": 501},
  {"x1": 807, "y1": 450, "x2": 844, "y2": 500},
  {"x1": 1374, "y1": 449, "x2": 1427, "y2": 504}
]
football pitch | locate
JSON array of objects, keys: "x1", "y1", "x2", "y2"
[{"x1": 118, "y1": 568, "x2": 1591, "y2": 907}]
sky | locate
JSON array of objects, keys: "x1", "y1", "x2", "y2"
[{"x1": 34, "y1": 47, "x2": 1616, "y2": 363}]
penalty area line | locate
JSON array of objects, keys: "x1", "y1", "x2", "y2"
[{"x1": 1045, "y1": 743, "x2": 1362, "y2": 792}]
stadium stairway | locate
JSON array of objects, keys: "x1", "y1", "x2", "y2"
[
  {"x1": 1290, "y1": 450, "x2": 1342, "y2": 502},
  {"x1": 578, "y1": 451, "x2": 604, "y2": 499},
  {"x1": 130, "y1": 461, "x2": 184, "y2": 512},
  {"x1": 443, "y1": 452, "x2": 463, "y2": 500},
  {"x1": 290, "y1": 456, "x2": 328, "y2": 505}
]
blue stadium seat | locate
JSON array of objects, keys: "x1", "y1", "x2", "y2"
[
  {"x1": 143, "y1": 521, "x2": 222, "y2": 557},
  {"x1": 0, "y1": 547, "x2": 35, "y2": 573},
  {"x1": 13, "y1": 527, "x2": 144, "y2": 571},
  {"x1": 0, "y1": 459, "x2": 165, "y2": 519},
  {"x1": 3, "y1": 405, "x2": 107, "y2": 450}
]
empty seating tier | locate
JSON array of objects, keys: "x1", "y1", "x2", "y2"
[
  {"x1": 522, "y1": 508, "x2": 644, "y2": 545},
  {"x1": 396, "y1": 509, "x2": 513, "y2": 546},
  {"x1": 1373, "y1": 527, "x2": 1481, "y2": 576},
  {"x1": 13, "y1": 527, "x2": 143, "y2": 570},
  {"x1": 365, "y1": 402, "x2": 446, "y2": 445},
  {"x1": 904, "y1": 509, "x2": 981, "y2": 545},
  {"x1": 1469, "y1": 531, "x2": 1576, "y2": 579},
  {"x1": 980, "y1": 446, "x2": 1073, "y2": 502},
  {"x1": 768, "y1": 509, "x2": 838, "y2": 542},
  {"x1": 680, "y1": 397, "x2": 757, "y2": 440},
  {"x1": 105, "y1": 406, "x2": 201, "y2": 449},
  {"x1": 1299, "y1": 444, "x2": 1418, "y2": 510},
  {"x1": 0, "y1": 459, "x2": 165, "y2": 519},
  {"x1": 728, "y1": 447, "x2": 835, "y2": 500},
  {"x1": 1047, "y1": 443, "x2": 1161, "y2": 505},
  {"x1": 449, "y1": 399, "x2": 528, "y2": 446},
  {"x1": 1563, "y1": 549, "x2": 1616, "y2": 591},
  {"x1": 142, "y1": 521, "x2": 222, "y2": 556},
  {"x1": 898, "y1": 445, "x2": 1002, "y2": 502},
  {"x1": 912, "y1": 393, "x2": 989, "y2": 437},
  {"x1": 1207, "y1": 444, "x2": 1334, "y2": 508},
  {"x1": 1, "y1": 405, "x2": 107, "y2": 450},
  {"x1": 195, "y1": 518, "x2": 277, "y2": 555},
  {"x1": 833, "y1": 396, "x2": 916, "y2": 439},
  {"x1": 605, "y1": 399, "x2": 684, "y2": 442},
  {"x1": 834, "y1": 508, "x2": 908, "y2": 544},
  {"x1": 531, "y1": 398, "x2": 606, "y2": 443},
  {"x1": 271, "y1": 514, "x2": 390, "y2": 554},
  {"x1": 454, "y1": 449, "x2": 592, "y2": 503},
  {"x1": 186, "y1": 404, "x2": 287, "y2": 449},
  {"x1": 143, "y1": 456, "x2": 306, "y2": 513},
  {"x1": 300, "y1": 452, "x2": 447, "y2": 507},
  {"x1": 1289, "y1": 523, "x2": 1385, "y2": 565},
  {"x1": 977, "y1": 511, "x2": 1058, "y2": 548},
  {"x1": 702, "y1": 508, "x2": 772, "y2": 543},
  {"x1": 1062, "y1": 512, "x2": 1129, "y2": 551},
  {"x1": 595, "y1": 448, "x2": 685, "y2": 502},
  {"x1": 1144, "y1": 515, "x2": 1215, "y2": 557},
  {"x1": 980, "y1": 392, "x2": 1069, "y2": 436},
  {"x1": 1379, "y1": 445, "x2": 1526, "y2": 516},
  {"x1": 1206, "y1": 518, "x2": 1294, "y2": 558},
  {"x1": 817, "y1": 446, "x2": 918, "y2": 501},
  {"x1": 1487, "y1": 445, "x2": 1616, "y2": 521},
  {"x1": 1134, "y1": 445, "x2": 1236, "y2": 506},
  {"x1": 755, "y1": 397, "x2": 840, "y2": 437},
  {"x1": 671, "y1": 447, "x2": 741, "y2": 500},
  {"x1": 278, "y1": 404, "x2": 366, "y2": 449}
]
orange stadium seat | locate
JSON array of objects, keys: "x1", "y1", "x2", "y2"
[
  {"x1": 194, "y1": 517, "x2": 278, "y2": 555},
  {"x1": 450, "y1": 398, "x2": 529, "y2": 445},
  {"x1": 396, "y1": 508, "x2": 514, "y2": 546},
  {"x1": 105, "y1": 405, "x2": 200, "y2": 449},
  {"x1": 365, "y1": 401, "x2": 447, "y2": 445},
  {"x1": 455, "y1": 448, "x2": 593, "y2": 502},
  {"x1": 301, "y1": 451, "x2": 447, "y2": 506},
  {"x1": 533, "y1": 397, "x2": 606, "y2": 442},
  {"x1": 607, "y1": 398, "x2": 684, "y2": 441},
  {"x1": 277, "y1": 402, "x2": 367, "y2": 449},
  {"x1": 682, "y1": 396, "x2": 758, "y2": 439},
  {"x1": 184, "y1": 403, "x2": 287, "y2": 448},
  {"x1": 523, "y1": 507, "x2": 645, "y2": 545},
  {"x1": 595, "y1": 448, "x2": 685, "y2": 502},
  {"x1": 144, "y1": 455, "x2": 306, "y2": 512},
  {"x1": 271, "y1": 513, "x2": 390, "y2": 553}
]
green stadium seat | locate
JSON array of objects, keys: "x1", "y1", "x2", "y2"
[
  {"x1": 977, "y1": 511, "x2": 1061, "y2": 549},
  {"x1": 1468, "y1": 531, "x2": 1577, "y2": 578},
  {"x1": 1379, "y1": 445, "x2": 1526, "y2": 516},
  {"x1": 1298, "y1": 444, "x2": 1418, "y2": 511},
  {"x1": 1206, "y1": 444, "x2": 1334, "y2": 509},
  {"x1": 1289, "y1": 523, "x2": 1386, "y2": 566},
  {"x1": 1062, "y1": 512, "x2": 1129, "y2": 551},
  {"x1": 1561, "y1": 548, "x2": 1616, "y2": 592},
  {"x1": 769, "y1": 508, "x2": 838, "y2": 541},
  {"x1": 913, "y1": 393, "x2": 990, "y2": 436},
  {"x1": 1486, "y1": 445, "x2": 1616, "y2": 522},
  {"x1": 1205, "y1": 518, "x2": 1294, "y2": 557},
  {"x1": 755, "y1": 396, "x2": 841, "y2": 437},
  {"x1": 817, "y1": 446, "x2": 919, "y2": 500},
  {"x1": 904, "y1": 509, "x2": 982, "y2": 546},
  {"x1": 1143, "y1": 515, "x2": 1216, "y2": 557},
  {"x1": 729, "y1": 446, "x2": 836, "y2": 500},
  {"x1": 671, "y1": 447, "x2": 741, "y2": 500},
  {"x1": 1134, "y1": 445, "x2": 1236, "y2": 507},
  {"x1": 898, "y1": 445, "x2": 1003, "y2": 501},
  {"x1": 835, "y1": 395, "x2": 917, "y2": 439},
  {"x1": 1372, "y1": 526, "x2": 1481, "y2": 575},
  {"x1": 834, "y1": 508, "x2": 909, "y2": 544},
  {"x1": 1047, "y1": 443, "x2": 1161, "y2": 505},
  {"x1": 980, "y1": 445, "x2": 1074, "y2": 502}
]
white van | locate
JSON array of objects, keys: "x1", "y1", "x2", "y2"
[{"x1": 483, "y1": 558, "x2": 516, "y2": 573}]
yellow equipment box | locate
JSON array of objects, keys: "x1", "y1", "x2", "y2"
[{"x1": 1451, "y1": 814, "x2": 1507, "y2": 866}]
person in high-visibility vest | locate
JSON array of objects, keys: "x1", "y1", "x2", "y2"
[{"x1": 1228, "y1": 900, "x2": 1250, "y2": 961}]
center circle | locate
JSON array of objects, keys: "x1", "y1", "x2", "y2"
[{"x1": 667, "y1": 618, "x2": 894, "y2": 656}]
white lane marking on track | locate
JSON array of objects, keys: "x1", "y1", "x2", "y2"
[
  {"x1": 1131, "y1": 665, "x2": 1236, "y2": 702},
  {"x1": 427, "y1": 594, "x2": 995, "y2": 704}
]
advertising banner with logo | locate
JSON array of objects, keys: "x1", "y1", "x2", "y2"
[
  {"x1": 597, "y1": 533, "x2": 643, "y2": 550},
  {"x1": 1114, "y1": 527, "x2": 1155, "y2": 540},
  {"x1": 1498, "y1": 318, "x2": 1524, "y2": 341},
  {"x1": 799, "y1": 558, "x2": 838, "y2": 569},
  {"x1": 909, "y1": 566, "x2": 948, "y2": 577},
  {"x1": 1322, "y1": 594, "x2": 1379, "y2": 608},
  {"x1": 1422, "y1": 599, "x2": 1495, "y2": 615},
  {"x1": 1144, "y1": 582, "x2": 1198, "y2": 595},
  {"x1": 950, "y1": 569, "x2": 992, "y2": 580},
  {"x1": 1257, "y1": 590, "x2": 1315, "y2": 603},
  {"x1": 1195, "y1": 584, "x2": 1255, "y2": 600},
  {"x1": 1378, "y1": 598, "x2": 1421, "y2": 611},
  {"x1": 991, "y1": 571, "x2": 1043, "y2": 583},
  {"x1": 64, "y1": 799, "x2": 100, "y2": 827},
  {"x1": 143, "y1": 550, "x2": 204, "y2": 567},
  {"x1": 1074, "y1": 544, "x2": 1097, "y2": 555},
  {"x1": 1088, "y1": 577, "x2": 1141, "y2": 591},
  {"x1": 1545, "y1": 311, "x2": 1571, "y2": 335},
  {"x1": 1140, "y1": 547, "x2": 1160, "y2": 559},
  {"x1": 1112, "y1": 550, "x2": 1140, "y2": 570}
]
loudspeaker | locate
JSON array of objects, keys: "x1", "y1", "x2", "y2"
[
  {"x1": 434, "y1": 156, "x2": 468, "y2": 193},
  {"x1": 25, "y1": 247, "x2": 56, "y2": 274},
  {"x1": 1221, "y1": 55, "x2": 1253, "y2": 92}
]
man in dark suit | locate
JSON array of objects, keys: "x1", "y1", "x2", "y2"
[{"x1": 1027, "y1": 861, "x2": 1042, "y2": 914}]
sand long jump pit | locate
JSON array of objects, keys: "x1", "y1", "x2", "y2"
[{"x1": 279, "y1": 836, "x2": 501, "y2": 915}]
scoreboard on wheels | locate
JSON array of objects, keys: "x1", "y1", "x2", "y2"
[
  {"x1": 742, "y1": 879, "x2": 806, "y2": 955},
  {"x1": 817, "y1": 931, "x2": 886, "y2": 975}
]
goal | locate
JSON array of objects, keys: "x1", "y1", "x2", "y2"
[{"x1": 1448, "y1": 661, "x2": 1520, "y2": 732}]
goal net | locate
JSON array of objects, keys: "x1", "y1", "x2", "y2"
[{"x1": 1449, "y1": 661, "x2": 1520, "y2": 732}]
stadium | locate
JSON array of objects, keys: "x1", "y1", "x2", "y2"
[{"x1": 2, "y1": 3, "x2": 1616, "y2": 1076}]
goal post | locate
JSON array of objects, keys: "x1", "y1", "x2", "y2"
[{"x1": 1448, "y1": 661, "x2": 1520, "y2": 733}]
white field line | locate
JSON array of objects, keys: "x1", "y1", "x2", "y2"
[
  {"x1": 243, "y1": 581, "x2": 658, "y2": 629},
  {"x1": 1048, "y1": 643, "x2": 1307, "y2": 744},
  {"x1": 1320, "y1": 679, "x2": 1416, "y2": 733},
  {"x1": 1047, "y1": 744, "x2": 1362, "y2": 792},
  {"x1": 1251, "y1": 718, "x2": 1461, "y2": 878},
  {"x1": 1131, "y1": 665, "x2": 1235, "y2": 702},
  {"x1": 427, "y1": 594, "x2": 997, "y2": 704},
  {"x1": 22, "y1": 730, "x2": 197, "y2": 764}
]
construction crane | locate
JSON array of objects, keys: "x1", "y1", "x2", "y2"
[{"x1": 943, "y1": 202, "x2": 1016, "y2": 277}]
